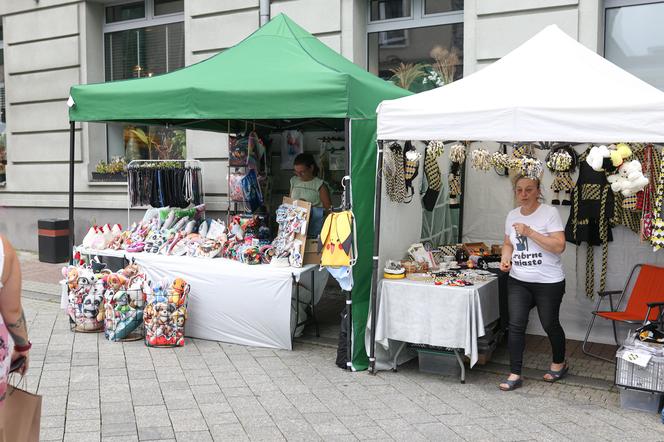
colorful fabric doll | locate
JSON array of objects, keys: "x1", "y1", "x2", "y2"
[{"x1": 546, "y1": 146, "x2": 577, "y2": 205}]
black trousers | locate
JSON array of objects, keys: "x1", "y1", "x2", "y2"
[{"x1": 507, "y1": 276, "x2": 566, "y2": 375}]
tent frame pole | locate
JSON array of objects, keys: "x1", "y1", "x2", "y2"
[
  {"x1": 343, "y1": 118, "x2": 353, "y2": 370},
  {"x1": 368, "y1": 140, "x2": 384, "y2": 374},
  {"x1": 68, "y1": 121, "x2": 75, "y2": 260}
]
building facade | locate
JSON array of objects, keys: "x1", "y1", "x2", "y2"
[{"x1": 0, "y1": 0, "x2": 662, "y2": 250}]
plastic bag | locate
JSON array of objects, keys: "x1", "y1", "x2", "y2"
[{"x1": 241, "y1": 169, "x2": 264, "y2": 212}]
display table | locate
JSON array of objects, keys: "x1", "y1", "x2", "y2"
[
  {"x1": 74, "y1": 247, "x2": 320, "y2": 350},
  {"x1": 371, "y1": 277, "x2": 499, "y2": 376}
]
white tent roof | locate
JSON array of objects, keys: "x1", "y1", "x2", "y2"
[{"x1": 376, "y1": 25, "x2": 664, "y2": 143}]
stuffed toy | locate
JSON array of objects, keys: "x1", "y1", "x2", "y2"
[
  {"x1": 586, "y1": 145, "x2": 612, "y2": 172},
  {"x1": 607, "y1": 160, "x2": 649, "y2": 197},
  {"x1": 610, "y1": 143, "x2": 632, "y2": 168}
]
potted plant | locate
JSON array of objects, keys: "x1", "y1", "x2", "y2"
[{"x1": 92, "y1": 157, "x2": 128, "y2": 182}]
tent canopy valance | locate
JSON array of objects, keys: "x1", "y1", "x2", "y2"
[
  {"x1": 67, "y1": 13, "x2": 410, "y2": 372},
  {"x1": 68, "y1": 13, "x2": 408, "y2": 127},
  {"x1": 376, "y1": 25, "x2": 664, "y2": 143}
]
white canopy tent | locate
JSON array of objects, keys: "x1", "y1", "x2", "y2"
[
  {"x1": 367, "y1": 25, "x2": 664, "y2": 370},
  {"x1": 376, "y1": 25, "x2": 664, "y2": 143}
]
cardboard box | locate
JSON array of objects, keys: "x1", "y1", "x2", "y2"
[
  {"x1": 463, "y1": 242, "x2": 490, "y2": 256},
  {"x1": 303, "y1": 238, "x2": 321, "y2": 265}
]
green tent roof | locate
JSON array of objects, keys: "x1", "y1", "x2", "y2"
[{"x1": 68, "y1": 13, "x2": 410, "y2": 130}]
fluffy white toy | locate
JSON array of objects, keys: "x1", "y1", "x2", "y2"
[
  {"x1": 607, "y1": 160, "x2": 649, "y2": 197},
  {"x1": 586, "y1": 145, "x2": 611, "y2": 171}
]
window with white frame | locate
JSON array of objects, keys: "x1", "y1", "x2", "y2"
[
  {"x1": 0, "y1": 25, "x2": 6, "y2": 185},
  {"x1": 604, "y1": 0, "x2": 664, "y2": 91},
  {"x1": 101, "y1": 0, "x2": 185, "y2": 172},
  {"x1": 367, "y1": 0, "x2": 463, "y2": 93},
  {"x1": 368, "y1": 1, "x2": 464, "y2": 245}
]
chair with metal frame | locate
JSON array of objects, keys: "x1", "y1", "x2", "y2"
[{"x1": 582, "y1": 263, "x2": 664, "y2": 362}]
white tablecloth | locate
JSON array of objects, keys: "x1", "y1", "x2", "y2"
[
  {"x1": 74, "y1": 248, "x2": 318, "y2": 350},
  {"x1": 372, "y1": 277, "x2": 499, "y2": 367}
]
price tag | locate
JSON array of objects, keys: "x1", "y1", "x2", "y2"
[{"x1": 621, "y1": 349, "x2": 652, "y2": 368}]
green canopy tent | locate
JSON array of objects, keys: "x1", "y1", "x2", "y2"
[{"x1": 68, "y1": 13, "x2": 410, "y2": 370}]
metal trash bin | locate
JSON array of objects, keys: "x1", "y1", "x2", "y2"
[{"x1": 38, "y1": 218, "x2": 70, "y2": 263}]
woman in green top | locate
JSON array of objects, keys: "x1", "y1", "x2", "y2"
[
  {"x1": 290, "y1": 153, "x2": 331, "y2": 210},
  {"x1": 290, "y1": 153, "x2": 331, "y2": 238}
]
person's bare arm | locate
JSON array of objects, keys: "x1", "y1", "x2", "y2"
[
  {"x1": 319, "y1": 184, "x2": 332, "y2": 210},
  {"x1": 513, "y1": 223, "x2": 566, "y2": 254},
  {"x1": 0, "y1": 236, "x2": 30, "y2": 374},
  {"x1": 500, "y1": 234, "x2": 513, "y2": 272}
]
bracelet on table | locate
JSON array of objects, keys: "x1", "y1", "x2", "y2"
[{"x1": 14, "y1": 341, "x2": 32, "y2": 352}]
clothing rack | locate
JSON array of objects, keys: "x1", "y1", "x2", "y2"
[{"x1": 126, "y1": 159, "x2": 205, "y2": 227}]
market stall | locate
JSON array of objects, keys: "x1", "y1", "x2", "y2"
[
  {"x1": 75, "y1": 247, "x2": 317, "y2": 349},
  {"x1": 67, "y1": 14, "x2": 410, "y2": 369},
  {"x1": 372, "y1": 25, "x2": 664, "y2": 372}
]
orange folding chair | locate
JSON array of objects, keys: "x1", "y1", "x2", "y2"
[{"x1": 582, "y1": 264, "x2": 664, "y2": 362}]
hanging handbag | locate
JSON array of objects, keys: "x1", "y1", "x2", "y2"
[
  {"x1": 241, "y1": 169, "x2": 264, "y2": 213},
  {"x1": 228, "y1": 135, "x2": 249, "y2": 167},
  {"x1": 319, "y1": 211, "x2": 354, "y2": 267},
  {"x1": 228, "y1": 172, "x2": 245, "y2": 202}
]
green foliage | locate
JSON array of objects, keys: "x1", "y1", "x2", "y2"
[{"x1": 95, "y1": 157, "x2": 127, "y2": 173}]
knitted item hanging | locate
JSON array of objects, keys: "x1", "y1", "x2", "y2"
[
  {"x1": 383, "y1": 142, "x2": 407, "y2": 203},
  {"x1": 447, "y1": 143, "x2": 466, "y2": 208},
  {"x1": 402, "y1": 141, "x2": 421, "y2": 203},
  {"x1": 422, "y1": 141, "x2": 444, "y2": 211},
  {"x1": 565, "y1": 150, "x2": 614, "y2": 297}
]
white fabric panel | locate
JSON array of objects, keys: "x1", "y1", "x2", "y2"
[
  {"x1": 377, "y1": 25, "x2": 664, "y2": 143},
  {"x1": 371, "y1": 278, "x2": 499, "y2": 368},
  {"x1": 76, "y1": 247, "x2": 318, "y2": 350},
  {"x1": 377, "y1": 141, "x2": 425, "y2": 272},
  {"x1": 460, "y1": 145, "x2": 664, "y2": 344}
]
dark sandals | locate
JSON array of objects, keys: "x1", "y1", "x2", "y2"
[
  {"x1": 543, "y1": 364, "x2": 569, "y2": 382},
  {"x1": 499, "y1": 378, "x2": 523, "y2": 391}
]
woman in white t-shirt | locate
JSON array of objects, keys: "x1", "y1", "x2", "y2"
[{"x1": 498, "y1": 175, "x2": 567, "y2": 391}]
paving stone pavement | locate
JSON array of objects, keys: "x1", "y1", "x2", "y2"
[{"x1": 14, "y1": 295, "x2": 664, "y2": 442}]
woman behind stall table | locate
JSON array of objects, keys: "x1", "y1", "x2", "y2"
[
  {"x1": 499, "y1": 175, "x2": 567, "y2": 391},
  {"x1": 0, "y1": 235, "x2": 31, "y2": 404},
  {"x1": 290, "y1": 153, "x2": 331, "y2": 237}
]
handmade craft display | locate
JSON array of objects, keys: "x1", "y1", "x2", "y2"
[
  {"x1": 650, "y1": 149, "x2": 664, "y2": 251},
  {"x1": 565, "y1": 148, "x2": 615, "y2": 297},
  {"x1": 144, "y1": 278, "x2": 190, "y2": 347},
  {"x1": 403, "y1": 141, "x2": 421, "y2": 203},
  {"x1": 383, "y1": 142, "x2": 407, "y2": 203},
  {"x1": 271, "y1": 198, "x2": 310, "y2": 268},
  {"x1": 422, "y1": 140, "x2": 444, "y2": 211},
  {"x1": 448, "y1": 143, "x2": 466, "y2": 208},
  {"x1": 545, "y1": 146, "x2": 578, "y2": 205},
  {"x1": 470, "y1": 148, "x2": 491, "y2": 171}
]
